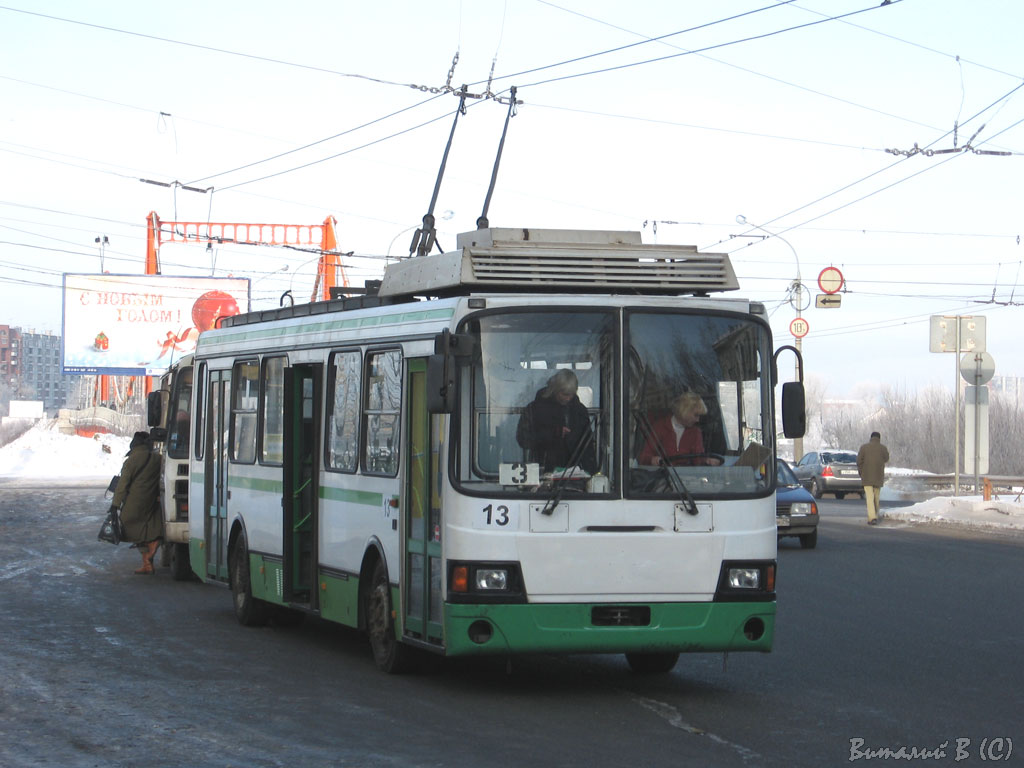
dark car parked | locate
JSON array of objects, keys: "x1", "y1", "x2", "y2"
[
  {"x1": 792, "y1": 449, "x2": 863, "y2": 499},
  {"x1": 776, "y1": 459, "x2": 819, "y2": 549}
]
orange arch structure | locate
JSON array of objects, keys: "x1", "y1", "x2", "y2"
[
  {"x1": 145, "y1": 212, "x2": 348, "y2": 301},
  {"x1": 108, "y1": 213, "x2": 346, "y2": 403}
]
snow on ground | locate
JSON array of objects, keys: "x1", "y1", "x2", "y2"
[
  {"x1": 881, "y1": 494, "x2": 1024, "y2": 532},
  {"x1": 1, "y1": 422, "x2": 1022, "y2": 532},
  {"x1": 0, "y1": 420, "x2": 129, "y2": 480}
]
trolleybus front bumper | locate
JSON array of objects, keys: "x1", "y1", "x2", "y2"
[{"x1": 443, "y1": 600, "x2": 774, "y2": 656}]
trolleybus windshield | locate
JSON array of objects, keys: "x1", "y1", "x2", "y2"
[{"x1": 454, "y1": 308, "x2": 773, "y2": 498}]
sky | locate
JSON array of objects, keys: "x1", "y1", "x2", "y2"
[
  {"x1": 2, "y1": 1, "x2": 1024, "y2": 398},
  {"x1": 3, "y1": 420, "x2": 1022, "y2": 534}
]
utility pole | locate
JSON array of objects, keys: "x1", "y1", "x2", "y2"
[{"x1": 736, "y1": 215, "x2": 806, "y2": 461}]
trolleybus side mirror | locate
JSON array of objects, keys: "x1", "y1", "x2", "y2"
[
  {"x1": 781, "y1": 381, "x2": 806, "y2": 439},
  {"x1": 427, "y1": 353, "x2": 455, "y2": 413},
  {"x1": 427, "y1": 330, "x2": 477, "y2": 414},
  {"x1": 773, "y1": 344, "x2": 806, "y2": 439},
  {"x1": 146, "y1": 391, "x2": 164, "y2": 429}
]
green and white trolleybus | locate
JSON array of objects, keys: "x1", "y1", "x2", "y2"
[{"x1": 185, "y1": 226, "x2": 805, "y2": 673}]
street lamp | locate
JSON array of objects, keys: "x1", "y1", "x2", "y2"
[
  {"x1": 287, "y1": 256, "x2": 326, "y2": 300},
  {"x1": 251, "y1": 264, "x2": 290, "y2": 286},
  {"x1": 249, "y1": 265, "x2": 290, "y2": 311},
  {"x1": 94, "y1": 235, "x2": 109, "y2": 272},
  {"x1": 736, "y1": 215, "x2": 806, "y2": 461}
]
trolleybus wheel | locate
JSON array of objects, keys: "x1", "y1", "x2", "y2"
[
  {"x1": 230, "y1": 535, "x2": 269, "y2": 627},
  {"x1": 366, "y1": 559, "x2": 414, "y2": 674},
  {"x1": 624, "y1": 651, "x2": 680, "y2": 674}
]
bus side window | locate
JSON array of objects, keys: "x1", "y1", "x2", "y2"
[
  {"x1": 231, "y1": 360, "x2": 258, "y2": 463},
  {"x1": 363, "y1": 349, "x2": 401, "y2": 476},
  {"x1": 327, "y1": 350, "x2": 360, "y2": 473}
]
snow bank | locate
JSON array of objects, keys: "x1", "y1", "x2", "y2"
[
  {"x1": 0, "y1": 420, "x2": 129, "y2": 479},
  {"x1": 884, "y1": 495, "x2": 1024, "y2": 532}
]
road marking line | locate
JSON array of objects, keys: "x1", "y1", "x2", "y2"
[{"x1": 629, "y1": 693, "x2": 764, "y2": 763}]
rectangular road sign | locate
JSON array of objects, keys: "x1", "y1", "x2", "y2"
[
  {"x1": 815, "y1": 294, "x2": 842, "y2": 309},
  {"x1": 929, "y1": 315, "x2": 986, "y2": 353}
]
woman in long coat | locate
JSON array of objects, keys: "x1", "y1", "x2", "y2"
[{"x1": 110, "y1": 431, "x2": 163, "y2": 574}]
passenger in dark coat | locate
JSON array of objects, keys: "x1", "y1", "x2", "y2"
[
  {"x1": 110, "y1": 431, "x2": 163, "y2": 574},
  {"x1": 516, "y1": 370, "x2": 598, "y2": 474}
]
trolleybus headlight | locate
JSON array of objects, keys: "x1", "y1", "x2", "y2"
[
  {"x1": 714, "y1": 560, "x2": 776, "y2": 602},
  {"x1": 474, "y1": 568, "x2": 509, "y2": 591},
  {"x1": 447, "y1": 560, "x2": 526, "y2": 603},
  {"x1": 728, "y1": 568, "x2": 762, "y2": 589}
]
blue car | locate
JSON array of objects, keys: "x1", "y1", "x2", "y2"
[{"x1": 776, "y1": 459, "x2": 819, "y2": 549}]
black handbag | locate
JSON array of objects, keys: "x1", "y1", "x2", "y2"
[{"x1": 98, "y1": 507, "x2": 124, "y2": 545}]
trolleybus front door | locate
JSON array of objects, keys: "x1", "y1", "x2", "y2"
[
  {"x1": 403, "y1": 359, "x2": 444, "y2": 647},
  {"x1": 204, "y1": 370, "x2": 229, "y2": 580},
  {"x1": 282, "y1": 364, "x2": 321, "y2": 608}
]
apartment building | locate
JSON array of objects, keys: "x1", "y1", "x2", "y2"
[{"x1": 1, "y1": 326, "x2": 72, "y2": 413}]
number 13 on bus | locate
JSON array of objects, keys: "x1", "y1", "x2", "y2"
[{"x1": 157, "y1": 227, "x2": 805, "y2": 674}]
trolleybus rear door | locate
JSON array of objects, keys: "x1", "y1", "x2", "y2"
[
  {"x1": 402, "y1": 359, "x2": 444, "y2": 647},
  {"x1": 204, "y1": 370, "x2": 230, "y2": 580},
  {"x1": 282, "y1": 364, "x2": 321, "y2": 608}
]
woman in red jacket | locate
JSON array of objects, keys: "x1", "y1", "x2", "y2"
[{"x1": 637, "y1": 392, "x2": 714, "y2": 466}]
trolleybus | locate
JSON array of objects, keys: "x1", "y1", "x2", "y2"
[
  {"x1": 148, "y1": 354, "x2": 195, "y2": 581},
  {"x1": 185, "y1": 227, "x2": 804, "y2": 673}
]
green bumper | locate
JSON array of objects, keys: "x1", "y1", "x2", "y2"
[{"x1": 443, "y1": 600, "x2": 774, "y2": 657}]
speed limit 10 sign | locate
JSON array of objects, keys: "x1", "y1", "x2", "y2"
[{"x1": 790, "y1": 317, "x2": 809, "y2": 338}]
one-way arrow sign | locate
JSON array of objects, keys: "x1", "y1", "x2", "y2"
[{"x1": 815, "y1": 293, "x2": 842, "y2": 309}]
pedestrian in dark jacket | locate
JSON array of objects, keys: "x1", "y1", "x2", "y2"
[
  {"x1": 857, "y1": 431, "x2": 890, "y2": 525},
  {"x1": 516, "y1": 370, "x2": 598, "y2": 474},
  {"x1": 111, "y1": 431, "x2": 163, "y2": 574}
]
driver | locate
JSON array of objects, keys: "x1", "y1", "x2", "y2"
[{"x1": 637, "y1": 391, "x2": 716, "y2": 466}]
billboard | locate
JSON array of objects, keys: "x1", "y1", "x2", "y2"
[{"x1": 62, "y1": 274, "x2": 250, "y2": 375}]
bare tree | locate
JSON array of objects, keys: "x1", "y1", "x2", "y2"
[
  {"x1": 979, "y1": 392, "x2": 1024, "y2": 475},
  {"x1": 793, "y1": 379, "x2": 1024, "y2": 474}
]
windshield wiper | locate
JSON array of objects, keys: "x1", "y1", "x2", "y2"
[
  {"x1": 634, "y1": 410, "x2": 700, "y2": 516},
  {"x1": 540, "y1": 412, "x2": 599, "y2": 516}
]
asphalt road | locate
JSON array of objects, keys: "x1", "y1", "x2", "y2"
[{"x1": 0, "y1": 482, "x2": 1020, "y2": 768}]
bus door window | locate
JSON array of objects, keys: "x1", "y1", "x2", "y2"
[{"x1": 261, "y1": 356, "x2": 286, "y2": 465}]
